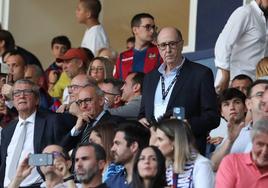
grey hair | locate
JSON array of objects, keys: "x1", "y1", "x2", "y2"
[
  {"x1": 84, "y1": 82, "x2": 104, "y2": 97},
  {"x1": 251, "y1": 118, "x2": 268, "y2": 141},
  {"x1": 12, "y1": 79, "x2": 40, "y2": 98}
]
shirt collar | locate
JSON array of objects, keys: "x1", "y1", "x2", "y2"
[
  {"x1": 251, "y1": 0, "x2": 265, "y2": 17},
  {"x1": 18, "y1": 111, "x2": 37, "y2": 126},
  {"x1": 158, "y1": 57, "x2": 185, "y2": 75}
]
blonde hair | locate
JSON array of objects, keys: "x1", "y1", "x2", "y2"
[
  {"x1": 87, "y1": 57, "x2": 114, "y2": 82},
  {"x1": 156, "y1": 119, "x2": 197, "y2": 173},
  {"x1": 256, "y1": 57, "x2": 268, "y2": 79}
]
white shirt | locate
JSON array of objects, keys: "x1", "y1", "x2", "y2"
[
  {"x1": 214, "y1": 0, "x2": 268, "y2": 83},
  {"x1": 4, "y1": 111, "x2": 42, "y2": 187},
  {"x1": 81, "y1": 25, "x2": 109, "y2": 56},
  {"x1": 154, "y1": 59, "x2": 185, "y2": 120}
]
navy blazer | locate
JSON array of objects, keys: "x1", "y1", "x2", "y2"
[
  {"x1": 139, "y1": 59, "x2": 220, "y2": 154},
  {"x1": 61, "y1": 111, "x2": 124, "y2": 152},
  {"x1": 0, "y1": 111, "x2": 77, "y2": 187}
]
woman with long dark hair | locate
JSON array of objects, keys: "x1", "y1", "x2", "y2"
[{"x1": 132, "y1": 146, "x2": 166, "y2": 188}]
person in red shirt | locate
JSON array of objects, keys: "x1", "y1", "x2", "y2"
[{"x1": 114, "y1": 13, "x2": 161, "y2": 80}]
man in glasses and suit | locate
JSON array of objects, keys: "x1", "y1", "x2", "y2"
[
  {"x1": 139, "y1": 27, "x2": 220, "y2": 155},
  {"x1": 0, "y1": 79, "x2": 76, "y2": 188},
  {"x1": 114, "y1": 13, "x2": 161, "y2": 80},
  {"x1": 61, "y1": 83, "x2": 124, "y2": 152}
]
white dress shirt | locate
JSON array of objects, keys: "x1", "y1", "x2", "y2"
[
  {"x1": 4, "y1": 111, "x2": 42, "y2": 187},
  {"x1": 154, "y1": 58, "x2": 185, "y2": 120},
  {"x1": 214, "y1": 0, "x2": 268, "y2": 83}
]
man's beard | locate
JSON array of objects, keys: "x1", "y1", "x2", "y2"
[
  {"x1": 259, "y1": 3, "x2": 268, "y2": 18},
  {"x1": 76, "y1": 165, "x2": 99, "y2": 184}
]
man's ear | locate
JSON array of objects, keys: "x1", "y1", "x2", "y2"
[
  {"x1": 77, "y1": 59, "x2": 84, "y2": 68},
  {"x1": 0, "y1": 40, "x2": 5, "y2": 48},
  {"x1": 114, "y1": 95, "x2": 121, "y2": 105},
  {"x1": 245, "y1": 98, "x2": 252, "y2": 112},
  {"x1": 132, "y1": 83, "x2": 141, "y2": 93},
  {"x1": 98, "y1": 160, "x2": 106, "y2": 171},
  {"x1": 99, "y1": 96, "x2": 105, "y2": 106},
  {"x1": 66, "y1": 160, "x2": 72, "y2": 170},
  {"x1": 132, "y1": 27, "x2": 138, "y2": 36},
  {"x1": 130, "y1": 141, "x2": 139, "y2": 154}
]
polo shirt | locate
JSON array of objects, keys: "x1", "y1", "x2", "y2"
[{"x1": 216, "y1": 153, "x2": 268, "y2": 187}]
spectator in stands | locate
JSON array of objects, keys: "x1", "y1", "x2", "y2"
[
  {"x1": 108, "y1": 72, "x2": 144, "y2": 119},
  {"x1": 230, "y1": 74, "x2": 253, "y2": 95},
  {"x1": 114, "y1": 13, "x2": 161, "y2": 80},
  {"x1": 49, "y1": 48, "x2": 89, "y2": 104},
  {"x1": 89, "y1": 121, "x2": 123, "y2": 182},
  {"x1": 8, "y1": 145, "x2": 75, "y2": 188},
  {"x1": 139, "y1": 27, "x2": 219, "y2": 155},
  {"x1": 75, "y1": 143, "x2": 107, "y2": 187},
  {"x1": 97, "y1": 48, "x2": 117, "y2": 65},
  {"x1": 57, "y1": 74, "x2": 95, "y2": 115},
  {"x1": 154, "y1": 119, "x2": 214, "y2": 188},
  {"x1": 24, "y1": 64, "x2": 52, "y2": 110},
  {"x1": 256, "y1": 57, "x2": 268, "y2": 79},
  {"x1": 61, "y1": 84, "x2": 123, "y2": 152},
  {"x1": 0, "y1": 79, "x2": 77, "y2": 187},
  {"x1": 98, "y1": 78, "x2": 123, "y2": 109},
  {"x1": 132, "y1": 146, "x2": 166, "y2": 188},
  {"x1": 214, "y1": 0, "x2": 268, "y2": 93},
  {"x1": 105, "y1": 121, "x2": 150, "y2": 188},
  {"x1": 209, "y1": 88, "x2": 247, "y2": 170},
  {"x1": 211, "y1": 80, "x2": 268, "y2": 171},
  {"x1": 126, "y1": 36, "x2": 135, "y2": 50},
  {"x1": 0, "y1": 29, "x2": 43, "y2": 70},
  {"x1": 87, "y1": 57, "x2": 114, "y2": 83},
  {"x1": 76, "y1": 0, "x2": 109, "y2": 56},
  {"x1": 216, "y1": 118, "x2": 268, "y2": 187},
  {"x1": 45, "y1": 36, "x2": 71, "y2": 93}
]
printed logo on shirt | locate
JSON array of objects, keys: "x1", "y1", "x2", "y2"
[
  {"x1": 122, "y1": 57, "x2": 133, "y2": 62},
  {"x1": 148, "y1": 53, "x2": 156, "y2": 59}
]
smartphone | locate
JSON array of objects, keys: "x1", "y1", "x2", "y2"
[
  {"x1": 173, "y1": 107, "x2": 185, "y2": 120},
  {"x1": 28, "y1": 153, "x2": 53, "y2": 166}
]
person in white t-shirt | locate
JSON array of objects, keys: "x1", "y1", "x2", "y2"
[{"x1": 76, "y1": 0, "x2": 109, "y2": 56}]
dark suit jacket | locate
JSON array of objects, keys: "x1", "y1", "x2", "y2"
[
  {"x1": 61, "y1": 111, "x2": 124, "y2": 152},
  {"x1": 139, "y1": 59, "x2": 220, "y2": 154},
  {"x1": 0, "y1": 111, "x2": 77, "y2": 187}
]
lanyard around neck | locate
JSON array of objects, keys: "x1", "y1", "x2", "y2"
[{"x1": 160, "y1": 68, "x2": 181, "y2": 101}]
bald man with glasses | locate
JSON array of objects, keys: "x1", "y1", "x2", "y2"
[{"x1": 139, "y1": 27, "x2": 220, "y2": 155}]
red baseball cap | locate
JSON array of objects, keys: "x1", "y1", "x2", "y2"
[{"x1": 56, "y1": 48, "x2": 88, "y2": 63}]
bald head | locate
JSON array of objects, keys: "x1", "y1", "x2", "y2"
[{"x1": 157, "y1": 27, "x2": 183, "y2": 43}]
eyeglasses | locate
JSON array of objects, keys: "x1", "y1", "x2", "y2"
[
  {"x1": 12, "y1": 89, "x2": 34, "y2": 97},
  {"x1": 102, "y1": 90, "x2": 120, "y2": 96},
  {"x1": 139, "y1": 24, "x2": 157, "y2": 31},
  {"x1": 52, "y1": 151, "x2": 67, "y2": 160},
  {"x1": 157, "y1": 41, "x2": 182, "y2": 51},
  {"x1": 76, "y1": 97, "x2": 93, "y2": 106},
  {"x1": 67, "y1": 84, "x2": 83, "y2": 91},
  {"x1": 90, "y1": 66, "x2": 104, "y2": 72},
  {"x1": 249, "y1": 91, "x2": 264, "y2": 99}
]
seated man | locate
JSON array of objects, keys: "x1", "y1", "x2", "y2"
[
  {"x1": 216, "y1": 118, "x2": 268, "y2": 187},
  {"x1": 106, "y1": 121, "x2": 150, "y2": 188},
  {"x1": 61, "y1": 83, "x2": 124, "y2": 152},
  {"x1": 108, "y1": 72, "x2": 144, "y2": 119},
  {"x1": 7, "y1": 144, "x2": 75, "y2": 188},
  {"x1": 98, "y1": 78, "x2": 123, "y2": 109}
]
